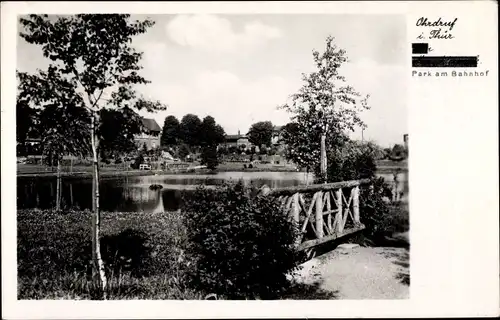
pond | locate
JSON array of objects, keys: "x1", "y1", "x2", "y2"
[{"x1": 17, "y1": 171, "x2": 408, "y2": 212}]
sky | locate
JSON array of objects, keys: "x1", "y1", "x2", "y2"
[{"x1": 17, "y1": 14, "x2": 407, "y2": 148}]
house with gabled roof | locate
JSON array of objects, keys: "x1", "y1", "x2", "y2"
[
  {"x1": 134, "y1": 117, "x2": 162, "y2": 150},
  {"x1": 222, "y1": 130, "x2": 251, "y2": 150}
]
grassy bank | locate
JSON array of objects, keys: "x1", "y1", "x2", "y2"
[
  {"x1": 17, "y1": 161, "x2": 405, "y2": 178},
  {"x1": 17, "y1": 168, "x2": 163, "y2": 179},
  {"x1": 18, "y1": 209, "x2": 203, "y2": 299},
  {"x1": 17, "y1": 209, "x2": 334, "y2": 300}
]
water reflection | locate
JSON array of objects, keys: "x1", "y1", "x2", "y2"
[{"x1": 17, "y1": 171, "x2": 408, "y2": 212}]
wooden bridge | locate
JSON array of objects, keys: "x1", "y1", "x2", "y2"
[{"x1": 262, "y1": 179, "x2": 371, "y2": 254}]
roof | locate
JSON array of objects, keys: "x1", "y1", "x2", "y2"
[
  {"x1": 226, "y1": 134, "x2": 247, "y2": 140},
  {"x1": 141, "y1": 118, "x2": 161, "y2": 132},
  {"x1": 273, "y1": 125, "x2": 283, "y2": 132}
]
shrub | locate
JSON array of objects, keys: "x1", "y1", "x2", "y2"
[
  {"x1": 182, "y1": 182, "x2": 303, "y2": 299},
  {"x1": 248, "y1": 163, "x2": 253, "y2": 169},
  {"x1": 131, "y1": 154, "x2": 144, "y2": 169},
  {"x1": 320, "y1": 140, "x2": 408, "y2": 244},
  {"x1": 200, "y1": 145, "x2": 219, "y2": 170},
  {"x1": 359, "y1": 177, "x2": 396, "y2": 241}
]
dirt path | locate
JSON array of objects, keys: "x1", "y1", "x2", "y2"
[{"x1": 290, "y1": 246, "x2": 410, "y2": 299}]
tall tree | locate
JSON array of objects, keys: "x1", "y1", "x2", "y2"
[
  {"x1": 179, "y1": 114, "x2": 202, "y2": 147},
  {"x1": 98, "y1": 107, "x2": 143, "y2": 159},
  {"x1": 200, "y1": 115, "x2": 226, "y2": 147},
  {"x1": 200, "y1": 145, "x2": 219, "y2": 170},
  {"x1": 279, "y1": 35, "x2": 369, "y2": 182},
  {"x1": 18, "y1": 68, "x2": 91, "y2": 210},
  {"x1": 16, "y1": 93, "x2": 39, "y2": 156},
  {"x1": 247, "y1": 121, "x2": 274, "y2": 148},
  {"x1": 19, "y1": 14, "x2": 166, "y2": 297},
  {"x1": 161, "y1": 115, "x2": 180, "y2": 146},
  {"x1": 390, "y1": 143, "x2": 407, "y2": 161}
]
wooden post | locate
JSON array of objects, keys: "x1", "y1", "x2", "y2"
[
  {"x1": 352, "y1": 186, "x2": 360, "y2": 225},
  {"x1": 335, "y1": 188, "x2": 343, "y2": 234},
  {"x1": 292, "y1": 193, "x2": 300, "y2": 225},
  {"x1": 326, "y1": 191, "x2": 332, "y2": 233},
  {"x1": 315, "y1": 191, "x2": 324, "y2": 238}
]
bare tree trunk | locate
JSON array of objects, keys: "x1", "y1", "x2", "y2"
[
  {"x1": 305, "y1": 168, "x2": 309, "y2": 186},
  {"x1": 70, "y1": 183, "x2": 73, "y2": 207},
  {"x1": 56, "y1": 158, "x2": 61, "y2": 210},
  {"x1": 91, "y1": 114, "x2": 107, "y2": 298},
  {"x1": 50, "y1": 181, "x2": 54, "y2": 205},
  {"x1": 320, "y1": 133, "x2": 327, "y2": 183}
]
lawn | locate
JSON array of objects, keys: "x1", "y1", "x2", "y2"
[
  {"x1": 17, "y1": 209, "x2": 203, "y2": 300},
  {"x1": 17, "y1": 209, "x2": 324, "y2": 300}
]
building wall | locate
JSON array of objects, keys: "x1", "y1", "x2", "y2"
[
  {"x1": 221, "y1": 137, "x2": 252, "y2": 150},
  {"x1": 236, "y1": 138, "x2": 250, "y2": 148},
  {"x1": 135, "y1": 133, "x2": 161, "y2": 150}
]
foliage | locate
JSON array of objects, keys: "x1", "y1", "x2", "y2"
[
  {"x1": 131, "y1": 153, "x2": 144, "y2": 169},
  {"x1": 200, "y1": 116, "x2": 226, "y2": 147},
  {"x1": 200, "y1": 145, "x2": 219, "y2": 170},
  {"x1": 319, "y1": 140, "x2": 408, "y2": 244},
  {"x1": 18, "y1": 14, "x2": 166, "y2": 118},
  {"x1": 16, "y1": 90, "x2": 40, "y2": 155},
  {"x1": 17, "y1": 209, "x2": 197, "y2": 299},
  {"x1": 98, "y1": 107, "x2": 142, "y2": 159},
  {"x1": 182, "y1": 182, "x2": 303, "y2": 299},
  {"x1": 358, "y1": 178, "x2": 408, "y2": 243},
  {"x1": 179, "y1": 114, "x2": 202, "y2": 147},
  {"x1": 388, "y1": 144, "x2": 407, "y2": 161},
  {"x1": 320, "y1": 139, "x2": 378, "y2": 183},
  {"x1": 279, "y1": 36, "x2": 369, "y2": 174},
  {"x1": 247, "y1": 121, "x2": 274, "y2": 148},
  {"x1": 259, "y1": 145, "x2": 268, "y2": 155},
  {"x1": 177, "y1": 143, "x2": 191, "y2": 160},
  {"x1": 19, "y1": 16, "x2": 167, "y2": 291},
  {"x1": 161, "y1": 115, "x2": 180, "y2": 147},
  {"x1": 17, "y1": 69, "x2": 92, "y2": 163}
]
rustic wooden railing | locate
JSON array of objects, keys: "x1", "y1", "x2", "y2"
[{"x1": 265, "y1": 179, "x2": 370, "y2": 252}]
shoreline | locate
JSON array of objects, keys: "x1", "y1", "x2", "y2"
[{"x1": 17, "y1": 166, "x2": 408, "y2": 179}]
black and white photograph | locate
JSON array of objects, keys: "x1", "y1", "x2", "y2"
[
  {"x1": 14, "y1": 12, "x2": 410, "y2": 301},
  {"x1": 12, "y1": 12, "x2": 412, "y2": 300},
  {"x1": 2, "y1": 2, "x2": 497, "y2": 316}
]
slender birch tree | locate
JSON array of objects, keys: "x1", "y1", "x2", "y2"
[
  {"x1": 19, "y1": 14, "x2": 166, "y2": 298},
  {"x1": 279, "y1": 35, "x2": 370, "y2": 183}
]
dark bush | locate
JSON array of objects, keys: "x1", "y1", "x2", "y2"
[
  {"x1": 182, "y1": 182, "x2": 303, "y2": 299},
  {"x1": 359, "y1": 177, "x2": 396, "y2": 241},
  {"x1": 243, "y1": 164, "x2": 247, "y2": 169},
  {"x1": 248, "y1": 163, "x2": 253, "y2": 169},
  {"x1": 200, "y1": 145, "x2": 219, "y2": 170},
  {"x1": 131, "y1": 154, "x2": 144, "y2": 169},
  {"x1": 114, "y1": 158, "x2": 123, "y2": 164},
  {"x1": 100, "y1": 228, "x2": 153, "y2": 277},
  {"x1": 320, "y1": 141, "x2": 407, "y2": 244}
]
